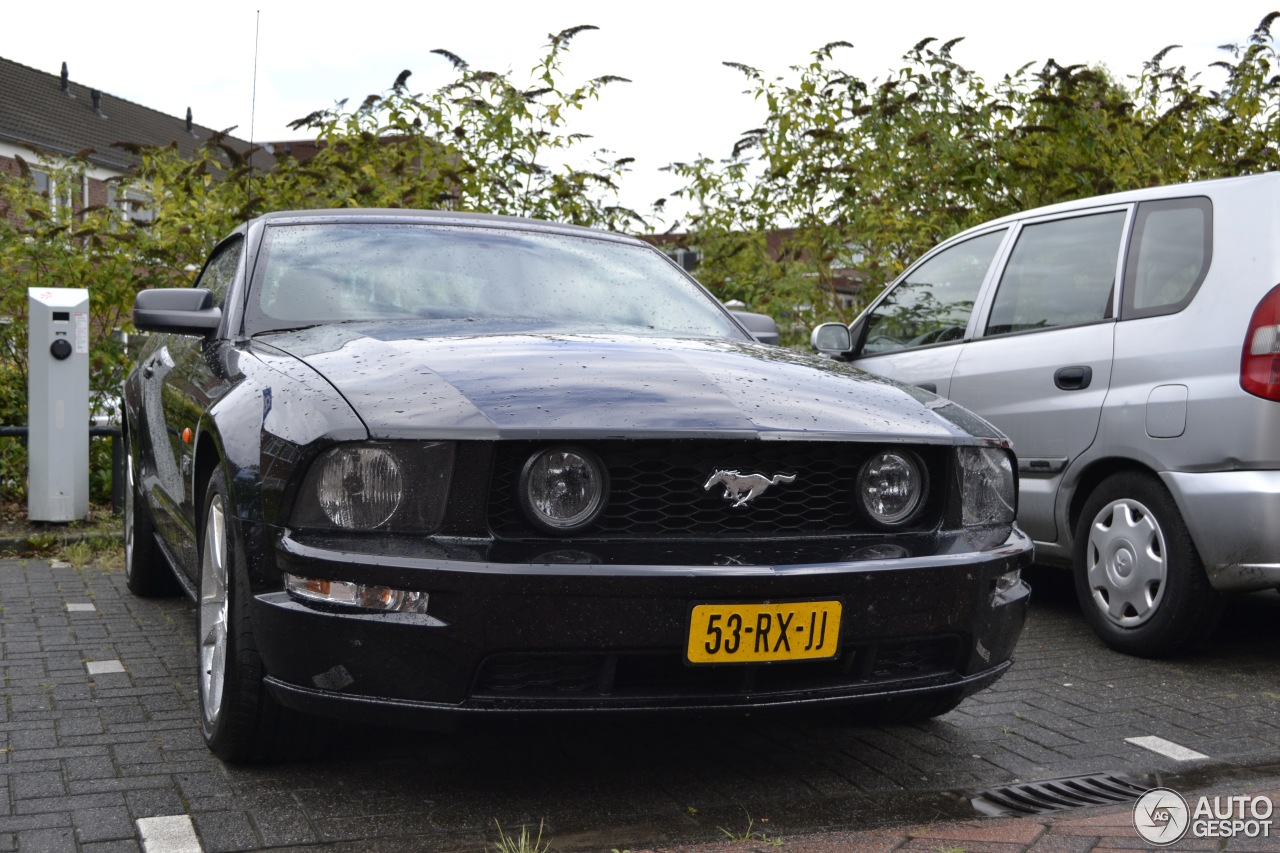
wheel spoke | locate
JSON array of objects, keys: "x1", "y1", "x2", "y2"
[
  {"x1": 124, "y1": 448, "x2": 136, "y2": 573},
  {"x1": 199, "y1": 494, "x2": 230, "y2": 726}
]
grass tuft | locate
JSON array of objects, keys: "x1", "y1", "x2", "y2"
[
  {"x1": 490, "y1": 819, "x2": 551, "y2": 853},
  {"x1": 719, "y1": 811, "x2": 782, "y2": 847}
]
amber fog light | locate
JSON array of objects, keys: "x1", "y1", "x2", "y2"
[
  {"x1": 284, "y1": 573, "x2": 429, "y2": 614},
  {"x1": 519, "y1": 446, "x2": 609, "y2": 533},
  {"x1": 857, "y1": 449, "x2": 926, "y2": 526}
]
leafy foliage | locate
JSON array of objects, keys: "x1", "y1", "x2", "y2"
[
  {"x1": 4, "y1": 17, "x2": 1280, "y2": 496},
  {"x1": 668, "y1": 14, "x2": 1280, "y2": 337},
  {"x1": 0, "y1": 157, "x2": 142, "y2": 502},
  {"x1": 0, "y1": 27, "x2": 634, "y2": 503}
]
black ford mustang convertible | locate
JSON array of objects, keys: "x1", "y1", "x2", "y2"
[{"x1": 123, "y1": 209, "x2": 1031, "y2": 762}]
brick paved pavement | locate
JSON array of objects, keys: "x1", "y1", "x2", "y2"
[
  {"x1": 647, "y1": 776, "x2": 1280, "y2": 852},
  {"x1": 1, "y1": 557, "x2": 1278, "y2": 851}
]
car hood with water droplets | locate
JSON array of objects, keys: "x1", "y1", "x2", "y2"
[{"x1": 253, "y1": 325, "x2": 1004, "y2": 444}]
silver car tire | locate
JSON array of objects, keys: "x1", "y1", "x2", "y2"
[{"x1": 1073, "y1": 472, "x2": 1222, "y2": 658}]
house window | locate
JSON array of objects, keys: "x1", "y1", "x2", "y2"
[
  {"x1": 831, "y1": 243, "x2": 866, "y2": 271},
  {"x1": 836, "y1": 290, "x2": 860, "y2": 310},
  {"x1": 667, "y1": 246, "x2": 701, "y2": 272},
  {"x1": 29, "y1": 170, "x2": 80, "y2": 215},
  {"x1": 108, "y1": 185, "x2": 155, "y2": 223},
  {"x1": 30, "y1": 169, "x2": 51, "y2": 196}
]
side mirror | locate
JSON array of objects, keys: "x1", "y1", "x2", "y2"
[
  {"x1": 811, "y1": 322, "x2": 852, "y2": 354},
  {"x1": 731, "y1": 310, "x2": 780, "y2": 346},
  {"x1": 133, "y1": 288, "x2": 221, "y2": 337}
]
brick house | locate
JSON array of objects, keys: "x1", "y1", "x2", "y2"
[{"x1": 0, "y1": 55, "x2": 272, "y2": 219}]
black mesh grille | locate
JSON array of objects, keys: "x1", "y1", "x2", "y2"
[
  {"x1": 487, "y1": 440, "x2": 947, "y2": 540},
  {"x1": 472, "y1": 638, "x2": 961, "y2": 701},
  {"x1": 477, "y1": 656, "x2": 603, "y2": 696},
  {"x1": 871, "y1": 639, "x2": 951, "y2": 678}
]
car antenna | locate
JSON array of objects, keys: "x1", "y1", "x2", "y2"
[{"x1": 247, "y1": 9, "x2": 261, "y2": 222}]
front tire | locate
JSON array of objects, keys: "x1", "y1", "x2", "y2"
[
  {"x1": 197, "y1": 472, "x2": 319, "y2": 762},
  {"x1": 1073, "y1": 472, "x2": 1222, "y2": 657}
]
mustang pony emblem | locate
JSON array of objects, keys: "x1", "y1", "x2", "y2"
[{"x1": 704, "y1": 469, "x2": 797, "y2": 508}]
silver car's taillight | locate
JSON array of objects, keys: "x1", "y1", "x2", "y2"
[{"x1": 1241, "y1": 283, "x2": 1280, "y2": 401}]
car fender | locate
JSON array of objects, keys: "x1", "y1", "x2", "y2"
[{"x1": 190, "y1": 343, "x2": 367, "y2": 586}]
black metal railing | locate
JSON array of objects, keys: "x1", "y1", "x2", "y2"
[{"x1": 0, "y1": 424, "x2": 124, "y2": 514}]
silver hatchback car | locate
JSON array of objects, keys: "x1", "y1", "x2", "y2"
[{"x1": 814, "y1": 173, "x2": 1280, "y2": 657}]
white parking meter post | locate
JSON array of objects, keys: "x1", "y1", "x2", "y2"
[{"x1": 27, "y1": 288, "x2": 90, "y2": 521}]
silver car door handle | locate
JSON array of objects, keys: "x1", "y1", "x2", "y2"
[{"x1": 1054, "y1": 366, "x2": 1092, "y2": 391}]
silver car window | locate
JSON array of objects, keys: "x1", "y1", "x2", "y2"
[
  {"x1": 861, "y1": 230, "x2": 1005, "y2": 354},
  {"x1": 985, "y1": 212, "x2": 1125, "y2": 336},
  {"x1": 1122, "y1": 197, "x2": 1212, "y2": 319}
]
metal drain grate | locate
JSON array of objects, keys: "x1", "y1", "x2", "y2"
[{"x1": 972, "y1": 773, "x2": 1148, "y2": 817}]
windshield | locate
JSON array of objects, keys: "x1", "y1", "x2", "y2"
[{"x1": 247, "y1": 222, "x2": 744, "y2": 340}]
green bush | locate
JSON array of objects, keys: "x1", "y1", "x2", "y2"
[
  {"x1": 0, "y1": 361, "x2": 24, "y2": 502},
  {"x1": 669, "y1": 14, "x2": 1280, "y2": 325}
]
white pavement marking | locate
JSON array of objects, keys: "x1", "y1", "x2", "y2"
[
  {"x1": 66, "y1": 602, "x2": 96, "y2": 612},
  {"x1": 1125, "y1": 735, "x2": 1209, "y2": 761},
  {"x1": 85, "y1": 660, "x2": 126, "y2": 675},
  {"x1": 137, "y1": 815, "x2": 202, "y2": 853}
]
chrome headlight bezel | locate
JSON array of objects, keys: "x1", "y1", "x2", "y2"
[
  {"x1": 518, "y1": 445, "x2": 610, "y2": 534},
  {"x1": 289, "y1": 441, "x2": 455, "y2": 533},
  {"x1": 856, "y1": 448, "x2": 928, "y2": 528}
]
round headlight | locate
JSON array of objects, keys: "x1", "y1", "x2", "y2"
[
  {"x1": 317, "y1": 447, "x2": 403, "y2": 529},
  {"x1": 519, "y1": 447, "x2": 609, "y2": 533},
  {"x1": 858, "y1": 449, "x2": 926, "y2": 526}
]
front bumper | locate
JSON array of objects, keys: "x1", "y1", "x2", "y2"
[{"x1": 254, "y1": 528, "x2": 1033, "y2": 723}]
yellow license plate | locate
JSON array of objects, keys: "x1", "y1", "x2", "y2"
[{"x1": 687, "y1": 600, "x2": 842, "y2": 664}]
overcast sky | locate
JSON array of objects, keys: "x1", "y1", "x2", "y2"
[{"x1": 5, "y1": 2, "x2": 1275, "y2": 220}]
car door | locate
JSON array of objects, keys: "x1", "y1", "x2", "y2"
[
  {"x1": 136, "y1": 237, "x2": 243, "y2": 577},
  {"x1": 137, "y1": 332, "x2": 201, "y2": 566},
  {"x1": 948, "y1": 207, "x2": 1129, "y2": 545},
  {"x1": 849, "y1": 228, "x2": 1009, "y2": 396}
]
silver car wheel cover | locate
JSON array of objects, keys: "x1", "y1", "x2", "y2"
[
  {"x1": 199, "y1": 493, "x2": 229, "y2": 726},
  {"x1": 1085, "y1": 497, "x2": 1167, "y2": 628}
]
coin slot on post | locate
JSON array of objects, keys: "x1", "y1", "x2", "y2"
[{"x1": 27, "y1": 288, "x2": 90, "y2": 521}]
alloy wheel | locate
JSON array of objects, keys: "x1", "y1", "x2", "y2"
[
  {"x1": 199, "y1": 494, "x2": 229, "y2": 726},
  {"x1": 123, "y1": 447, "x2": 136, "y2": 577}
]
